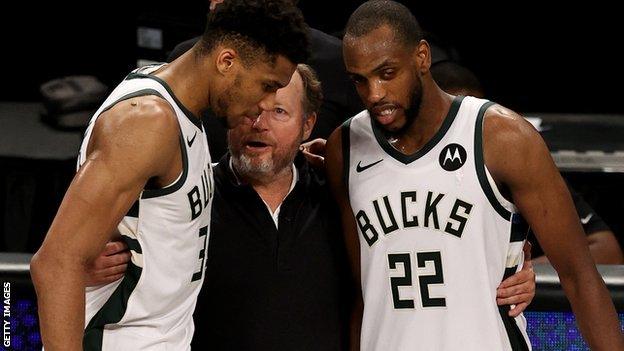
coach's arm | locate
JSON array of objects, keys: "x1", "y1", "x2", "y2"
[
  {"x1": 30, "y1": 96, "x2": 181, "y2": 351},
  {"x1": 483, "y1": 104, "x2": 624, "y2": 350}
]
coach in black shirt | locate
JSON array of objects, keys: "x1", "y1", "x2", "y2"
[
  {"x1": 194, "y1": 152, "x2": 349, "y2": 350},
  {"x1": 191, "y1": 64, "x2": 350, "y2": 350}
]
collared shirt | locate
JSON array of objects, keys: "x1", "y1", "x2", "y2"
[
  {"x1": 192, "y1": 153, "x2": 352, "y2": 351},
  {"x1": 228, "y1": 158, "x2": 298, "y2": 229}
]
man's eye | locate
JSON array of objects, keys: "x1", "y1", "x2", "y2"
[
  {"x1": 350, "y1": 76, "x2": 365, "y2": 85},
  {"x1": 381, "y1": 69, "x2": 395, "y2": 80},
  {"x1": 275, "y1": 107, "x2": 285, "y2": 114}
]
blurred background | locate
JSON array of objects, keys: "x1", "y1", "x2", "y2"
[{"x1": 0, "y1": 1, "x2": 622, "y2": 349}]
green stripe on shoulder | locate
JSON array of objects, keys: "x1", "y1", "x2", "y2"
[
  {"x1": 473, "y1": 101, "x2": 512, "y2": 221},
  {"x1": 99, "y1": 89, "x2": 165, "y2": 116}
]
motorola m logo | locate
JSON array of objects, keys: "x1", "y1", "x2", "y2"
[
  {"x1": 444, "y1": 148, "x2": 462, "y2": 164},
  {"x1": 439, "y1": 143, "x2": 467, "y2": 171}
]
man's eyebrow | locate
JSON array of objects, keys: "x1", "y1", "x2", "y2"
[
  {"x1": 371, "y1": 59, "x2": 396, "y2": 73},
  {"x1": 347, "y1": 59, "x2": 396, "y2": 77}
]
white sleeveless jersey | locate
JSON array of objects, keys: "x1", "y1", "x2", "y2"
[
  {"x1": 344, "y1": 96, "x2": 531, "y2": 351},
  {"x1": 78, "y1": 64, "x2": 214, "y2": 351}
]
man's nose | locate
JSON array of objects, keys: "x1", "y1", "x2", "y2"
[{"x1": 367, "y1": 80, "x2": 386, "y2": 105}]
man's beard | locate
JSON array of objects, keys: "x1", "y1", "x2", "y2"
[
  {"x1": 233, "y1": 153, "x2": 274, "y2": 177},
  {"x1": 230, "y1": 137, "x2": 301, "y2": 183}
]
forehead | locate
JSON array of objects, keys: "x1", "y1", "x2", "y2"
[
  {"x1": 253, "y1": 55, "x2": 297, "y2": 86},
  {"x1": 343, "y1": 25, "x2": 411, "y2": 73},
  {"x1": 275, "y1": 70, "x2": 304, "y2": 106}
]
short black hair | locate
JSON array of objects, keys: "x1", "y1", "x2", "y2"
[
  {"x1": 344, "y1": 0, "x2": 423, "y2": 47},
  {"x1": 431, "y1": 61, "x2": 484, "y2": 97},
  {"x1": 200, "y1": 0, "x2": 309, "y2": 65}
]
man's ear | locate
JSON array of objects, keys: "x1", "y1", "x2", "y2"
[
  {"x1": 215, "y1": 48, "x2": 237, "y2": 75},
  {"x1": 302, "y1": 112, "x2": 317, "y2": 141},
  {"x1": 414, "y1": 39, "x2": 431, "y2": 74}
]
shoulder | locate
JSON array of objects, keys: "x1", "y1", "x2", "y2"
[
  {"x1": 482, "y1": 104, "x2": 538, "y2": 146},
  {"x1": 481, "y1": 103, "x2": 545, "y2": 163},
  {"x1": 481, "y1": 103, "x2": 552, "y2": 183},
  {"x1": 87, "y1": 95, "x2": 180, "y2": 164},
  {"x1": 96, "y1": 95, "x2": 178, "y2": 137}
]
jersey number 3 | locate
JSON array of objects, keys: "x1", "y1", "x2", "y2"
[
  {"x1": 191, "y1": 226, "x2": 209, "y2": 282},
  {"x1": 388, "y1": 251, "x2": 446, "y2": 309}
]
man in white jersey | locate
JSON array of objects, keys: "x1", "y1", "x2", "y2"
[
  {"x1": 29, "y1": 1, "x2": 309, "y2": 350},
  {"x1": 324, "y1": 1, "x2": 624, "y2": 350}
]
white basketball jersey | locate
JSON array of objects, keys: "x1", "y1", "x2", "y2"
[
  {"x1": 344, "y1": 96, "x2": 531, "y2": 351},
  {"x1": 78, "y1": 64, "x2": 214, "y2": 351}
]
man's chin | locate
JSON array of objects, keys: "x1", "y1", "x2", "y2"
[
  {"x1": 234, "y1": 153, "x2": 273, "y2": 174},
  {"x1": 374, "y1": 117, "x2": 405, "y2": 134}
]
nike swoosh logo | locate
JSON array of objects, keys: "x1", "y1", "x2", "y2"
[
  {"x1": 187, "y1": 131, "x2": 197, "y2": 147},
  {"x1": 580, "y1": 213, "x2": 593, "y2": 225},
  {"x1": 356, "y1": 159, "x2": 383, "y2": 173}
]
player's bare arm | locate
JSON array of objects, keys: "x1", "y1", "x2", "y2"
[
  {"x1": 325, "y1": 127, "x2": 363, "y2": 351},
  {"x1": 483, "y1": 105, "x2": 624, "y2": 350},
  {"x1": 30, "y1": 96, "x2": 181, "y2": 351}
]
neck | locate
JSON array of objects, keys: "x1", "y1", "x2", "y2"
[
  {"x1": 236, "y1": 163, "x2": 294, "y2": 212},
  {"x1": 153, "y1": 48, "x2": 213, "y2": 118},
  {"x1": 390, "y1": 81, "x2": 454, "y2": 155}
]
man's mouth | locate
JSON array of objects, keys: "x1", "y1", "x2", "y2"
[
  {"x1": 244, "y1": 140, "x2": 271, "y2": 152},
  {"x1": 372, "y1": 104, "x2": 400, "y2": 125}
]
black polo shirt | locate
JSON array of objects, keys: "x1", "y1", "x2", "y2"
[{"x1": 191, "y1": 153, "x2": 352, "y2": 350}]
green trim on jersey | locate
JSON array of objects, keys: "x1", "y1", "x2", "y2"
[
  {"x1": 370, "y1": 96, "x2": 464, "y2": 165},
  {"x1": 98, "y1": 89, "x2": 165, "y2": 116},
  {"x1": 126, "y1": 200, "x2": 139, "y2": 218},
  {"x1": 497, "y1": 204, "x2": 531, "y2": 350},
  {"x1": 123, "y1": 237, "x2": 143, "y2": 254},
  {"x1": 498, "y1": 305, "x2": 531, "y2": 351},
  {"x1": 125, "y1": 72, "x2": 204, "y2": 131},
  {"x1": 510, "y1": 213, "x2": 530, "y2": 242},
  {"x1": 473, "y1": 101, "x2": 512, "y2": 221},
  {"x1": 141, "y1": 133, "x2": 189, "y2": 199},
  {"x1": 83, "y1": 237, "x2": 143, "y2": 350},
  {"x1": 341, "y1": 118, "x2": 352, "y2": 195}
]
